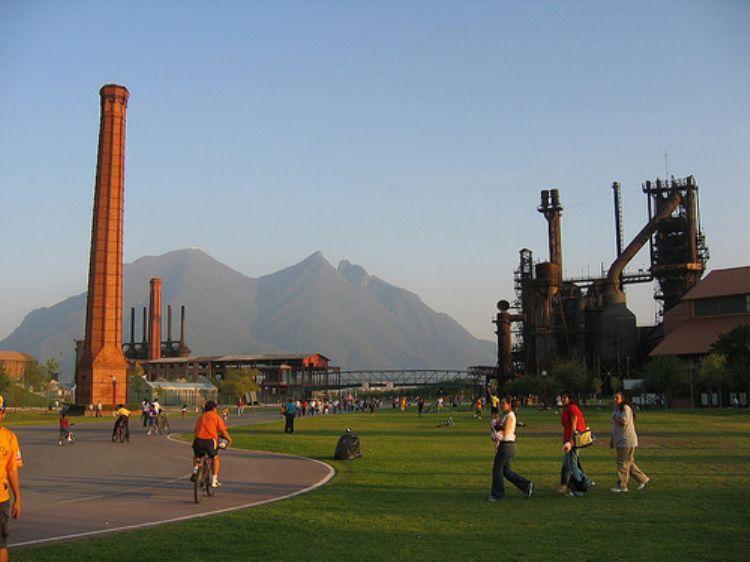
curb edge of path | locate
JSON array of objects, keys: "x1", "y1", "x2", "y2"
[{"x1": 10, "y1": 433, "x2": 336, "y2": 549}]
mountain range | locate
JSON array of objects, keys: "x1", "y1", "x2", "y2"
[{"x1": 0, "y1": 249, "x2": 496, "y2": 380}]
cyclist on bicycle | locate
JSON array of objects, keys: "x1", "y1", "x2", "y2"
[
  {"x1": 112, "y1": 403, "x2": 131, "y2": 442},
  {"x1": 191, "y1": 401, "x2": 232, "y2": 488}
]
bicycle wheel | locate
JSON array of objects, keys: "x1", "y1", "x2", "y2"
[
  {"x1": 205, "y1": 458, "x2": 215, "y2": 497},
  {"x1": 118, "y1": 427, "x2": 126, "y2": 443},
  {"x1": 194, "y1": 465, "x2": 203, "y2": 504}
]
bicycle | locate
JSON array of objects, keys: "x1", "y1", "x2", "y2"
[
  {"x1": 158, "y1": 413, "x2": 171, "y2": 435},
  {"x1": 59, "y1": 428, "x2": 74, "y2": 446},
  {"x1": 112, "y1": 422, "x2": 127, "y2": 443},
  {"x1": 193, "y1": 438, "x2": 228, "y2": 504},
  {"x1": 193, "y1": 454, "x2": 215, "y2": 504}
]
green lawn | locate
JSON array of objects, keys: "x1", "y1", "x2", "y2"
[{"x1": 16, "y1": 407, "x2": 750, "y2": 561}]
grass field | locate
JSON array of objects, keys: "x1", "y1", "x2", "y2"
[{"x1": 16, "y1": 406, "x2": 750, "y2": 561}]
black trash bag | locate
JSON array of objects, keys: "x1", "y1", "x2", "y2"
[{"x1": 334, "y1": 427, "x2": 362, "y2": 460}]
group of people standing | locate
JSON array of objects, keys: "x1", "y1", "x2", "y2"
[
  {"x1": 140, "y1": 399, "x2": 168, "y2": 435},
  {"x1": 488, "y1": 390, "x2": 650, "y2": 501}
]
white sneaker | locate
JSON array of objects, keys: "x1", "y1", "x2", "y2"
[
  {"x1": 610, "y1": 486, "x2": 629, "y2": 493},
  {"x1": 211, "y1": 479, "x2": 221, "y2": 488},
  {"x1": 637, "y1": 478, "x2": 650, "y2": 490}
]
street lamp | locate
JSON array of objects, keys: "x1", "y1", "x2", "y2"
[
  {"x1": 111, "y1": 375, "x2": 117, "y2": 407},
  {"x1": 541, "y1": 370, "x2": 548, "y2": 410}
]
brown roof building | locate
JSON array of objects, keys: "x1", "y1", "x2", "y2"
[
  {"x1": 651, "y1": 266, "x2": 750, "y2": 357},
  {"x1": 0, "y1": 351, "x2": 37, "y2": 380}
]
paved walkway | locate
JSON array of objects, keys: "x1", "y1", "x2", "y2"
[{"x1": 9, "y1": 412, "x2": 334, "y2": 548}]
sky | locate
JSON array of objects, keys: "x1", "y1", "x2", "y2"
[{"x1": 1, "y1": 1, "x2": 749, "y2": 343}]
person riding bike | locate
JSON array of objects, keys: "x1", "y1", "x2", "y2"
[
  {"x1": 112, "y1": 403, "x2": 131, "y2": 442},
  {"x1": 191, "y1": 401, "x2": 232, "y2": 488}
]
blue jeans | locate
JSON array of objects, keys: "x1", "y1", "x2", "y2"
[
  {"x1": 491, "y1": 442, "x2": 531, "y2": 498},
  {"x1": 561, "y1": 448, "x2": 593, "y2": 489}
]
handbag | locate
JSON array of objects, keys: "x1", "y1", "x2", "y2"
[{"x1": 574, "y1": 427, "x2": 594, "y2": 448}]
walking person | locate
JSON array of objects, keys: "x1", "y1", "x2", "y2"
[
  {"x1": 610, "y1": 391, "x2": 650, "y2": 493},
  {"x1": 490, "y1": 393, "x2": 500, "y2": 419},
  {"x1": 284, "y1": 397, "x2": 296, "y2": 433},
  {"x1": 0, "y1": 395, "x2": 22, "y2": 562},
  {"x1": 487, "y1": 397, "x2": 534, "y2": 502},
  {"x1": 558, "y1": 391, "x2": 594, "y2": 497},
  {"x1": 141, "y1": 399, "x2": 149, "y2": 427}
]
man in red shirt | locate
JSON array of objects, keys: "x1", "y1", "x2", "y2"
[
  {"x1": 559, "y1": 391, "x2": 594, "y2": 496},
  {"x1": 192, "y1": 401, "x2": 232, "y2": 487}
]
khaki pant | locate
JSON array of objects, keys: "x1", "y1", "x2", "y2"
[{"x1": 616, "y1": 447, "x2": 648, "y2": 489}]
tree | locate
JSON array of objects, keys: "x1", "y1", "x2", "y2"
[
  {"x1": 643, "y1": 355, "x2": 688, "y2": 406},
  {"x1": 710, "y1": 325, "x2": 750, "y2": 391},
  {"x1": 220, "y1": 368, "x2": 260, "y2": 403},
  {"x1": 0, "y1": 366, "x2": 11, "y2": 397},
  {"x1": 507, "y1": 375, "x2": 543, "y2": 398},
  {"x1": 550, "y1": 358, "x2": 591, "y2": 396},
  {"x1": 22, "y1": 362, "x2": 45, "y2": 392},
  {"x1": 42, "y1": 358, "x2": 60, "y2": 382},
  {"x1": 696, "y1": 353, "x2": 727, "y2": 389}
]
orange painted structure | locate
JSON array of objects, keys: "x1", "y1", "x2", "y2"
[
  {"x1": 0, "y1": 351, "x2": 38, "y2": 380},
  {"x1": 148, "y1": 278, "x2": 163, "y2": 360},
  {"x1": 76, "y1": 84, "x2": 130, "y2": 406}
]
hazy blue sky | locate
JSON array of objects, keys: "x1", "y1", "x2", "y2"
[{"x1": 1, "y1": 1, "x2": 749, "y2": 343}]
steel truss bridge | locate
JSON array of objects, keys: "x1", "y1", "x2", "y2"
[{"x1": 288, "y1": 369, "x2": 486, "y2": 391}]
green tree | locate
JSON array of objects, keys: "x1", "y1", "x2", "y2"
[
  {"x1": 710, "y1": 325, "x2": 750, "y2": 391},
  {"x1": 22, "y1": 362, "x2": 45, "y2": 391},
  {"x1": 696, "y1": 353, "x2": 728, "y2": 406},
  {"x1": 0, "y1": 366, "x2": 11, "y2": 397},
  {"x1": 507, "y1": 375, "x2": 542, "y2": 398},
  {"x1": 128, "y1": 373, "x2": 148, "y2": 404},
  {"x1": 550, "y1": 358, "x2": 591, "y2": 396},
  {"x1": 643, "y1": 355, "x2": 688, "y2": 406},
  {"x1": 42, "y1": 358, "x2": 60, "y2": 381},
  {"x1": 220, "y1": 368, "x2": 260, "y2": 403}
]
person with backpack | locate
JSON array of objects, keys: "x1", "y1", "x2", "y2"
[
  {"x1": 610, "y1": 391, "x2": 650, "y2": 493},
  {"x1": 558, "y1": 391, "x2": 594, "y2": 497}
]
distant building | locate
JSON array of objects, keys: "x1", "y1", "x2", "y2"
[
  {"x1": 141, "y1": 353, "x2": 337, "y2": 401},
  {"x1": 0, "y1": 351, "x2": 37, "y2": 380},
  {"x1": 652, "y1": 266, "x2": 750, "y2": 358},
  {"x1": 651, "y1": 265, "x2": 750, "y2": 407}
]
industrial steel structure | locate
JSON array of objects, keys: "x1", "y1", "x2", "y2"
[{"x1": 496, "y1": 176, "x2": 708, "y2": 385}]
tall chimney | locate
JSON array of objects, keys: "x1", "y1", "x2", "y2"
[
  {"x1": 175, "y1": 304, "x2": 191, "y2": 357},
  {"x1": 148, "y1": 278, "x2": 162, "y2": 360},
  {"x1": 141, "y1": 306, "x2": 148, "y2": 345},
  {"x1": 76, "y1": 84, "x2": 130, "y2": 406},
  {"x1": 167, "y1": 305, "x2": 173, "y2": 349},
  {"x1": 129, "y1": 307, "x2": 136, "y2": 349},
  {"x1": 538, "y1": 188, "x2": 563, "y2": 283},
  {"x1": 180, "y1": 305, "x2": 186, "y2": 344}
]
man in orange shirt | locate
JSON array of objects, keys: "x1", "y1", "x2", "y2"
[
  {"x1": 191, "y1": 401, "x2": 232, "y2": 488},
  {"x1": 0, "y1": 396, "x2": 22, "y2": 562}
]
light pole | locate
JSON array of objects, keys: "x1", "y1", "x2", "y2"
[
  {"x1": 111, "y1": 375, "x2": 117, "y2": 407},
  {"x1": 541, "y1": 370, "x2": 548, "y2": 410}
]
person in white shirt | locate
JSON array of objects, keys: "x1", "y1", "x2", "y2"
[{"x1": 487, "y1": 397, "x2": 534, "y2": 502}]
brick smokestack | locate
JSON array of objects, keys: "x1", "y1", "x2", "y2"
[
  {"x1": 148, "y1": 278, "x2": 162, "y2": 360},
  {"x1": 76, "y1": 84, "x2": 130, "y2": 406}
]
